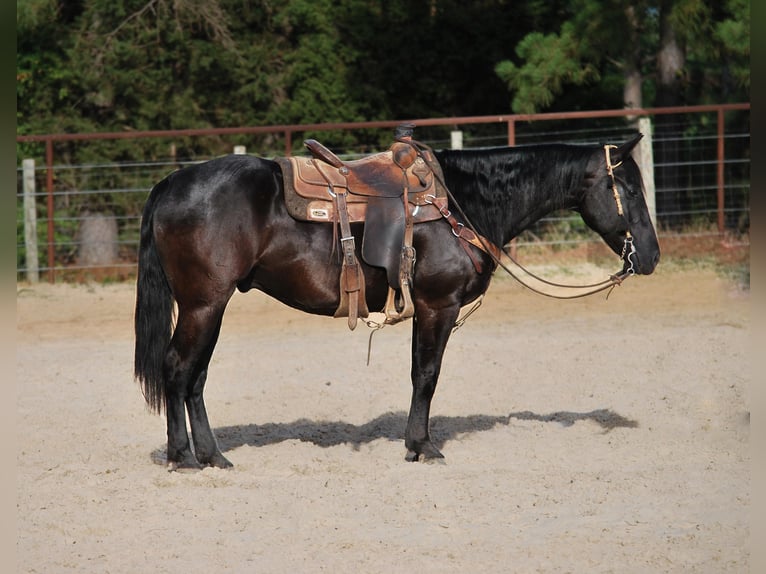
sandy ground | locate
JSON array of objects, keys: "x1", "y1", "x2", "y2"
[{"x1": 16, "y1": 263, "x2": 749, "y2": 573}]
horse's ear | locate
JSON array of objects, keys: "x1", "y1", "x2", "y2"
[{"x1": 615, "y1": 133, "x2": 643, "y2": 158}]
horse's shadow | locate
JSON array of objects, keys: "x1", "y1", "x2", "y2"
[{"x1": 151, "y1": 408, "x2": 638, "y2": 464}]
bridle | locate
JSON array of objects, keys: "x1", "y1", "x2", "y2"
[{"x1": 605, "y1": 144, "x2": 638, "y2": 277}]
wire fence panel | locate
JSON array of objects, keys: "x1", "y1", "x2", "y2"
[{"x1": 16, "y1": 105, "x2": 749, "y2": 281}]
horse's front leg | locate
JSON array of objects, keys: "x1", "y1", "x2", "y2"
[{"x1": 405, "y1": 304, "x2": 461, "y2": 462}]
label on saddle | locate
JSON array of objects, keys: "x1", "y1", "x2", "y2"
[{"x1": 309, "y1": 207, "x2": 331, "y2": 220}]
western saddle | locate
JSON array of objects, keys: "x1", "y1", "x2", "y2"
[{"x1": 275, "y1": 124, "x2": 496, "y2": 330}]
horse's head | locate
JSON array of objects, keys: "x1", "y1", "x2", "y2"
[{"x1": 579, "y1": 134, "x2": 660, "y2": 275}]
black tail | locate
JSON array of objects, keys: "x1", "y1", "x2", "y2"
[{"x1": 133, "y1": 180, "x2": 174, "y2": 414}]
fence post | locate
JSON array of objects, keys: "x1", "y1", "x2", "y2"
[
  {"x1": 716, "y1": 108, "x2": 725, "y2": 234},
  {"x1": 507, "y1": 119, "x2": 516, "y2": 146},
  {"x1": 450, "y1": 130, "x2": 463, "y2": 150},
  {"x1": 636, "y1": 117, "x2": 657, "y2": 228},
  {"x1": 45, "y1": 138, "x2": 55, "y2": 282},
  {"x1": 22, "y1": 159, "x2": 40, "y2": 283}
]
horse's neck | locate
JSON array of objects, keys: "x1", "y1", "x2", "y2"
[
  {"x1": 438, "y1": 147, "x2": 586, "y2": 246},
  {"x1": 509, "y1": 169, "x2": 580, "y2": 235}
]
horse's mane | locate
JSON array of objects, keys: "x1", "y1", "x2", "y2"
[{"x1": 434, "y1": 144, "x2": 596, "y2": 247}]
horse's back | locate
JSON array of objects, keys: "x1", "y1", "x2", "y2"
[
  {"x1": 154, "y1": 154, "x2": 280, "y2": 213},
  {"x1": 151, "y1": 155, "x2": 284, "y2": 248}
]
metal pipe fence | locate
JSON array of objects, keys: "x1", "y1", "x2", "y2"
[{"x1": 16, "y1": 104, "x2": 749, "y2": 282}]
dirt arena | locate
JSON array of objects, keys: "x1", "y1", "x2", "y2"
[{"x1": 16, "y1": 263, "x2": 749, "y2": 573}]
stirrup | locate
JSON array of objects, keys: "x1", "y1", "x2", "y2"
[{"x1": 383, "y1": 285, "x2": 414, "y2": 325}]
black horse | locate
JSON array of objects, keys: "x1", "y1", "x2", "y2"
[{"x1": 134, "y1": 133, "x2": 659, "y2": 470}]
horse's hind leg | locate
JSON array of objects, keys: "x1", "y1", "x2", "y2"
[
  {"x1": 164, "y1": 303, "x2": 230, "y2": 470},
  {"x1": 185, "y1": 368, "x2": 231, "y2": 468},
  {"x1": 185, "y1": 315, "x2": 233, "y2": 468}
]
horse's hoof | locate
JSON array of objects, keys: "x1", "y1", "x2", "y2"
[
  {"x1": 167, "y1": 460, "x2": 203, "y2": 473},
  {"x1": 405, "y1": 448, "x2": 446, "y2": 463},
  {"x1": 423, "y1": 456, "x2": 447, "y2": 466},
  {"x1": 166, "y1": 450, "x2": 204, "y2": 472},
  {"x1": 207, "y1": 453, "x2": 234, "y2": 469}
]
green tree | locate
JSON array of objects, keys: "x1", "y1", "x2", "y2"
[
  {"x1": 17, "y1": 0, "x2": 80, "y2": 135},
  {"x1": 494, "y1": 0, "x2": 749, "y2": 114},
  {"x1": 17, "y1": 0, "x2": 291, "y2": 155},
  {"x1": 264, "y1": 0, "x2": 368, "y2": 147},
  {"x1": 494, "y1": 22, "x2": 599, "y2": 114}
]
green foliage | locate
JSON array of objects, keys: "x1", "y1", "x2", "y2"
[
  {"x1": 715, "y1": 0, "x2": 750, "y2": 90},
  {"x1": 495, "y1": 23, "x2": 599, "y2": 114},
  {"x1": 495, "y1": 0, "x2": 750, "y2": 113},
  {"x1": 268, "y1": 0, "x2": 365, "y2": 141}
]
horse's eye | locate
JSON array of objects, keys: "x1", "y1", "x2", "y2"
[{"x1": 617, "y1": 181, "x2": 637, "y2": 198}]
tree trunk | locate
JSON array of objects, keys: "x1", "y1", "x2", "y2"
[
  {"x1": 623, "y1": 5, "x2": 643, "y2": 110},
  {"x1": 78, "y1": 212, "x2": 119, "y2": 267},
  {"x1": 656, "y1": 4, "x2": 685, "y2": 107},
  {"x1": 623, "y1": 68, "x2": 642, "y2": 110}
]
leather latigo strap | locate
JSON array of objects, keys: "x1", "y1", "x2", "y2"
[{"x1": 429, "y1": 196, "x2": 500, "y2": 274}]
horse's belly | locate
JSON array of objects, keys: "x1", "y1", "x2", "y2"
[{"x1": 242, "y1": 252, "x2": 389, "y2": 317}]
